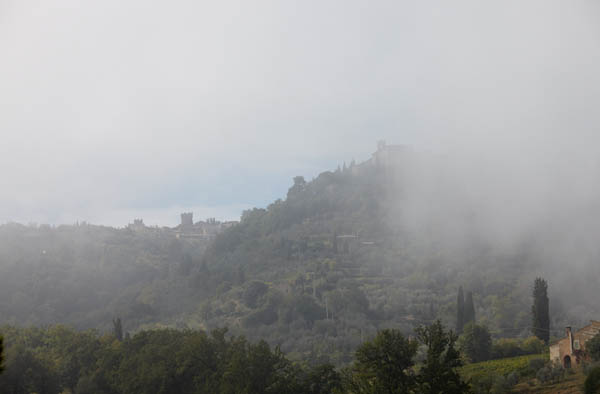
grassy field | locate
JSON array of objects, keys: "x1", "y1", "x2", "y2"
[
  {"x1": 459, "y1": 354, "x2": 546, "y2": 381},
  {"x1": 459, "y1": 354, "x2": 586, "y2": 394}
]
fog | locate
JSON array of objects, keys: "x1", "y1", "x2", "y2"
[
  {"x1": 3, "y1": 4, "x2": 600, "y2": 383},
  {"x1": 2, "y1": 0, "x2": 600, "y2": 301},
  {"x1": 1, "y1": 0, "x2": 599, "y2": 227}
]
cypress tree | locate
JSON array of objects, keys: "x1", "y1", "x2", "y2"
[
  {"x1": 456, "y1": 286, "x2": 465, "y2": 334},
  {"x1": 464, "y1": 291, "x2": 475, "y2": 324},
  {"x1": 112, "y1": 317, "x2": 123, "y2": 342},
  {"x1": 532, "y1": 278, "x2": 550, "y2": 344}
]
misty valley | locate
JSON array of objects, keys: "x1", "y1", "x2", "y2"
[
  {"x1": 4, "y1": 1, "x2": 600, "y2": 391},
  {"x1": 2, "y1": 145, "x2": 600, "y2": 393}
]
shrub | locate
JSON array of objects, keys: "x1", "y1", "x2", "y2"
[
  {"x1": 490, "y1": 375, "x2": 508, "y2": 394},
  {"x1": 521, "y1": 337, "x2": 545, "y2": 355},
  {"x1": 584, "y1": 361, "x2": 600, "y2": 376},
  {"x1": 536, "y1": 361, "x2": 564, "y2": 385},
  {"x1": 506, "y1": 371, "x2": 519, "y2": 386},
  {"x1": 471, "y1": 375, "x2": 493, "y2": 394},
  {"x1": 526, "y1": 358, "x2": 546, "y2": 376},
  {"x1": 584, "y1": 366, "x2": 600, "y2": 394},
  {"x1": 492, "y1": 338, "x2": 523, "y2": 359}
]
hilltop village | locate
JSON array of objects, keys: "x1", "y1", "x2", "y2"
[
  {"x1": 127, "y1": 141, "x2": 404, "y2": 240},
  {"x1": 128, "y1": 212, "x2": 238, "y2": 240}
]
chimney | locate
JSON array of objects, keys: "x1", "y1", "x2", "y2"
[{"x1": 566, "y1": 326, "x2": 573, "y2": 354}]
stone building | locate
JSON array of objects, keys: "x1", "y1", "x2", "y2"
[
  {"x1": 128, "y1": 218, "x2": 145, "y2": 231},
  {"x1": 371, "y1": 140, "x2": 407, "y2": 169},
  {"x1": 175, "y1": 213, "x2": 239, "y2": 239},
  {"x1": 549, "y1": 320, "x2": 600, "y2": 368},
  {"x1": 180, "y1": 212, "x2": 194, "y2": 227}
]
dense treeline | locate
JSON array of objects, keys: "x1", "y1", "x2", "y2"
[
  {"x1": 0, "y1": 222, "x2": 224, "y2": 332},
  {"x1": 0, "y1": 321, "x2": 470, "y2": 394},
  {"x1": 0, "y1": 325, "x2": 328, "y2": 394}
]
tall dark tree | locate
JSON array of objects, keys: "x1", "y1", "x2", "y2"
[
  {"x1": 456, "y1": 286, "x2": 465, "y2": 334},
  {"x1": 416, "y1": 320, "x2": 470, "y2": 394},
  {"x1": 531, "y1": 277, "x2": 550, "y2": 344},
  {"x1": 464, "y1": 291, "x2": 475, "y2": 325},
  {"x1": 112, "y1": 317, "x2": 123, "y2": 342}
]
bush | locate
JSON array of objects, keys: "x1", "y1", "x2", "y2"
[
  {"x1": 489, "y1": 337, "x2": 545, "y2": 361},
  {"x1": 492, "y1": 338, "x2": 523, "y2": 359},
  {"x1": 584, "y1": 361, "x2": 600, "y2": 376},
  {"x1": 471, "y1": 375, "x2": 493, "y2": 394},
  {"x1": 506, "y1": 371, "x2": 519, "y2": 386},
  {"x1": 490, "y1": 375, "x2": 508, "y2": 394},
  {"x1": 527, "y1": 358, "x2": 546, "y2": 376},
  {"x1": 521, "y1": 337, "x2": 545, "y2": 355},
  {"x1": 536, "y1": 361, "x2": 564, "y2": 385},
  {"x1": 584, "y1": 366, "x2": 600, "y2": 394}
]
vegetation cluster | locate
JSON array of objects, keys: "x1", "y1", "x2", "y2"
[{"x1": 0, "y1": 321, "x2": 469, "y2": 394}]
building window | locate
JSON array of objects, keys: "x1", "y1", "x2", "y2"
[{"x1": 574, "y1": 340, "x2": 580, "y2": 350}]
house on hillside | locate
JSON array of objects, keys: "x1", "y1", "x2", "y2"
[{"x1": 549, "y1": 320, "x2": 600, "y2": 368}]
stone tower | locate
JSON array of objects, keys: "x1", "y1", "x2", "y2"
[{"x1": 181, "y1": 212, "x2": 193, "y2": 227}]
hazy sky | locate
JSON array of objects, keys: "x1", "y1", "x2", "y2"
[{"x1": 1, "y1": 1, "x2": 599, "y2": 226}]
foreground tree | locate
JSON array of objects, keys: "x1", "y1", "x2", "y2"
[
  {"x1": 303, "y1": 364, "x2": 342, "y2": 394},
  {"x1": 348, "y1": 329, "x2": 419, "y2": 393},
  {"x1": 587, "y1": 333, "x2": 600, "y2": 361},
  {"x1": 459, "y1": 322, "x2": 491, "y2": 363},
  {"x1": 531, "y1": 278, "x2": 550, "y2": 344},
  {"x1": 585, "y1": 366, "x2": 600, "y2": 394},
  {"x1": 0, "y1": 345, "x2": 61, "y2": 394},
  {"x1": 416, "y1": 320, "x2": 470, "y2": 394}
]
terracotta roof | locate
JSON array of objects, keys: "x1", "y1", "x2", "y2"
[{"x1": 549, "y1": 320, "x2": 600, "y2": 345}]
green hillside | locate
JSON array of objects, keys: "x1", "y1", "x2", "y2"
[{"x1": 1, "y1": 151, "x2": 599, "y2": 365}]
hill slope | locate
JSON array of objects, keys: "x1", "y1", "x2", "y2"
[{"x1": 1, "y1": 147, "x2": 600, "y2": 364}]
